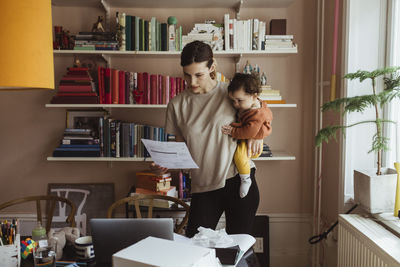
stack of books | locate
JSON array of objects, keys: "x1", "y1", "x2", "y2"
[
  {"x1": 73, "y1": 32, "x2": 118, "y2": 51},
  {"x1": 260, "y1": 144, "x2": 273, "y2": 157},
  {"x1": 131, "y1": 172, "x2": 178, "y2": 208},
  {"x1": 50, "y1": 67, "x2": 99, "y2": 104},
  {"x1": 264, "y1": 35, "x2": 295, "y2": 49},
  {"x1": 182, "y1": 23, "x2": 224, "y2": 51},
  {"x1": 259, "y1": 85, "x2": 285, "y2": 104},
  {"x1": 53, "y1": 128, "x2": 101, "y2": 157}
]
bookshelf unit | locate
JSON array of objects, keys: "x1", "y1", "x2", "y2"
[{"x1": 49, "y1": 0, "x2": 297, "y2": 162}]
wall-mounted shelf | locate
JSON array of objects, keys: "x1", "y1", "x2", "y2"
[
  {"x1": 52, "y1": 0, "x2": 295, "y2": 9},
  {"x1": 253, "y1": 151, "x2": 296, "y2": 161},
  {"x1": 47, "y1": 157, "x2": 152, "y2": 161},
  {"x1": 47, "y1": 151, "x2": 295, "y2": 162},
  {"x1": 45, "y1": 103, "x2": 297, "y2": 108},
  {"x1": 53, "y1": 46, "x2": 298, "y2": 56}
]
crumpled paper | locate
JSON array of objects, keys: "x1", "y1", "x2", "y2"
[{"x1": 191, "y1": 227, "x2": 233, "y2": 248}]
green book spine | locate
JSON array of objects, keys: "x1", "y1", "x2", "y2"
[
  {"x1": 125, "y1": 15, "x2": 132, "y2": 51},
  {"x1": 139, "y1": 18, "x2": 144, "y2": 51},
  {"x1": 135, "y1": 16, "x2": 140, "y2": 50},
  {"x1": 157, "y1": 20, "x2": 161, "y2": 51},
  {"x1": 131, "y1": 16, "x2": 136, "y2": 51},
  {"x1": 150, "y1": 17, "x2": 156, "y2": 51},
  {"x1": 144, "y1": 20, "x2": 149, "y2": 51}
]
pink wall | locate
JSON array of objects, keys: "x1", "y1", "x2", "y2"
[{"x1": 0, "y1": 0, "x2": 317, "y2": 216}]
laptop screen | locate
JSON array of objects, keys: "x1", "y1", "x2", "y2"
[{"x1": 90, "y1": 218, "x2": 174, "y2": 266}]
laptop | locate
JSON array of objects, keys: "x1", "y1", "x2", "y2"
[{"x1": 90, "y1": 218, "x2": 174, "y2": 267}]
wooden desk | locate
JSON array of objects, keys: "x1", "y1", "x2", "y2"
[{"x1": 21, "y1": 245, "x2": 259, "y2": 267}]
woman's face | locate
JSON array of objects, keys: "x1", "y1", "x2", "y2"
[{"x1": 183, "y1": 61, "x2": 216, "y2": 94}]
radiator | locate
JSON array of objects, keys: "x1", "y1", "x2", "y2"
[{"x1": 338, "y1": 214, "x2": 400, "y2": 267}]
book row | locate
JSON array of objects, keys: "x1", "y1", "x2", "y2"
[
  {"x1": 116, "y1": 13, "x2": 183, "y2": 52},
  {"x1": 97, "y1": 67, "x2": 186, "y2": 105},
  {"x1": 53, "y1": 118, "x2": 174, "y2": 158}
]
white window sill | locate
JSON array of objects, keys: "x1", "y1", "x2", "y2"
[{"x1": 373, "y1": 213, "x2": 400, "y2": 236}]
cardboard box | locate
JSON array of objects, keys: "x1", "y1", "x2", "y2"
[{"x1": 112, "y1": 236, "x2": 219, "y2": 267}]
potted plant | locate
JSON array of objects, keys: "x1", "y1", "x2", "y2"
[{"x1": 316, "y1": 66, "x2": 400, "y2": 213}]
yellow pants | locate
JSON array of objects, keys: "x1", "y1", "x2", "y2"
[{"x1": 234, "y1": 140, "x2": 263, "y2": 175}]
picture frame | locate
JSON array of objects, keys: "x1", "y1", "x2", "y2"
[
  {"x1": 66, "y1": 110, "x2": 107, "y2": 138},
  {"x1": 47, "y1": 183, "x2": 115, "y2": 235}
]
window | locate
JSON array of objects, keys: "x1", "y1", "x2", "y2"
[
  {"x1": 342, "y1": 0, "x2": 387, "y2": 202},
  {"x1": 385, "y1": 0, "x2": 400, "y2": 167}
]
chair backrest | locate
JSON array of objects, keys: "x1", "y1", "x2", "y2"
[
  {"x1": 107, "y1": 194, "x2": 190, "y2": 234},
  {"x1": 0, "y1": 195, "x2": 77, "y2": 233}
]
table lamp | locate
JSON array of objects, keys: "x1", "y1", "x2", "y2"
[{"x1": 0, "y1": 0, "x2": 54, "y2": 90}]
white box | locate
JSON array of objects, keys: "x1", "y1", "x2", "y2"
[
  {"x1": 112, "y1": 236, "x2": 219, "y2": 267},
  {"x1": 0, "y1": 234, "x2": 20, "y2": 267}
]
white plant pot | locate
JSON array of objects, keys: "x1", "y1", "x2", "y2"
[{"x1": 354, "y1": 168, "x2": 397, "y2": 214}]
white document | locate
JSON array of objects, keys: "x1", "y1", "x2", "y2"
[{"x1": 141, "y1": 139, "x2": 199, "y2": 169}]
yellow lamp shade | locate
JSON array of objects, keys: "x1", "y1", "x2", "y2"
[{"x1": 0, "y1": 0, "x2": 54, "y2": 90}]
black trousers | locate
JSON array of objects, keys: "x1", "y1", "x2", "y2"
[{"x1": 185, "y1": 168, "x2": 260, "y2": 237}]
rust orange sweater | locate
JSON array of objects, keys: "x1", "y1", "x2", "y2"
[{"x1": 230, "y1": 100, "x2": 273, "y2": 139}]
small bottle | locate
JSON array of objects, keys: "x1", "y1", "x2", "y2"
[{"x1": 32, "y1": 221, "x2": 48, "y2": 247}]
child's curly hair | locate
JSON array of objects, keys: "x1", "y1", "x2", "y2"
[{"x1": 227, "y1": 73, "x2": 261, "y2": 95}]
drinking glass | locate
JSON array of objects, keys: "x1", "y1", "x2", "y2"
[{"x1": 33, "y1": 242, "x2": 56, "y2": 267}]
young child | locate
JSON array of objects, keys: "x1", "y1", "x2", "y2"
[{"x1": 222, "y1": 73, "x2": 273, "y2": 198}]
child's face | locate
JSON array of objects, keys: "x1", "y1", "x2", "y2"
[{"x1": 228, "y1": 87, "x2": 258, "y2": 112}]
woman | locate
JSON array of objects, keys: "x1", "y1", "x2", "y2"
[{"x1": 154, "y1": 40, "x2": 262, "y2": 238}]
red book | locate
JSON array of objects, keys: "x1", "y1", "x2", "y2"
[
  {"x1": 60, "y1": 80, "x2": 91, "y2": 85},
  {"x1": 97, "y1": 66, "x2": 104, "y2": 104},
  {"x1": 161, "y1": 76, "x2": 166, "y2": 104},
  {"x1": 150, "y1": 74, "x2": 157, "y2": 104},
  {"x1": 136, "y1": 72, "x2": 144, "y2": 104},
  {"x1": 66, "y1": 71, "x2": 89, "y2": 76},
  {"x1": 142, "y1": 72, "x2": 150, "y2": 104},
  {"x1": 57, "y1": 92, "x2": 97, "y2": 96},
  {"x1": 58, "y1": 85, "x2": 93, "y2": 92},
  {"x1": 158, "y1": 74, "x2": 163, "y2": 104},
  {"x1": 118, "y1": 70, "x2": 126, "y2": 104},
  {"x1": 104, "y1": 68, "x2": 112, "y2": 104},
  {"x1": 61, "y1": 76, "x2": 91, "y2": 81},
  {"x1": 112, "y1": 69, "x2": 119, "y2": 104},
  {"x1": 169, "y1": 77, "x2": 175, "y2": 100},
  {"x1": 165, "y1": 76, "x2": 170, "y2": 104},
  {"x1": 175, "y1": 77, "x2": 180, "y2": 95}
]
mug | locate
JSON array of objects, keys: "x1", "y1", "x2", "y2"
[{"x1": 74, "y1": 236, "x2": 95, "y2": 261}]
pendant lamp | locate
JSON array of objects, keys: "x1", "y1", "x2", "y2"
[{"x1": 0, "y1": 0, "x2": 54, "y2": 90}]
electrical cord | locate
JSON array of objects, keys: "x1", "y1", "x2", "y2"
[{"x1": 308, "y1": 204, "x2": 358, "y2": 244}]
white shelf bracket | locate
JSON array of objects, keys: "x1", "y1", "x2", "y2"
[
  {"x1": 101, "y1": 0, "x2": 111, "y2": 32},
  {"x1": 101, "y1": 54, "x2": 111, "y2": 68},
  {"x1": 234, "y1": 53, "x2": 243, "y2": 72},
  {"x1": 235, "y1": 0, "x2": 243, "y2": 19}
]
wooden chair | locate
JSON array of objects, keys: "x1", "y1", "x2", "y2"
[
  {"x1": 107, "y1": 194, "x2": 190, "y2": 234},
  {"x1": 0, "y1": 195, "x2": 77, "y2": 233}
]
